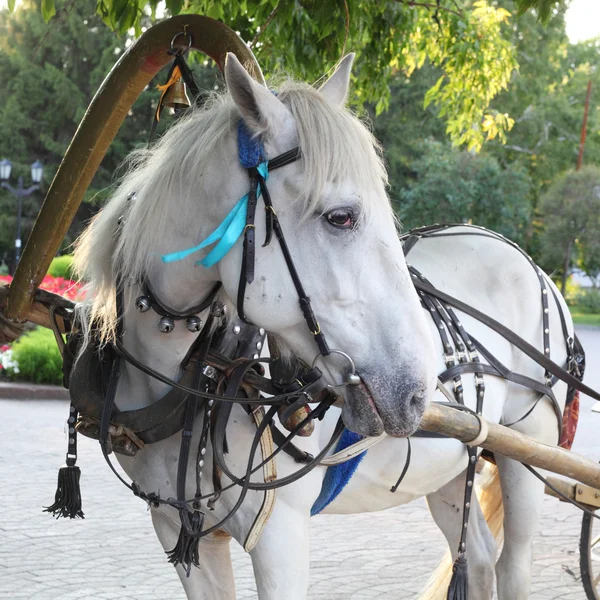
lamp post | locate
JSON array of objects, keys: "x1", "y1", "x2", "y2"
[{"x1": 0, "y1": 159, "x2": 44, "y2": 269}]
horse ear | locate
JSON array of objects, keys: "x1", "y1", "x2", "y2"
[
  {"x1": 225, "y1": 52, "x2": 290, "y2": 136},
  {"x1": 318, "y1": 53, "x2": 355, "y2": 107}
]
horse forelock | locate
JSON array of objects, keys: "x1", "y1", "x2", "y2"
[{"x1": 73, "y1": 79, "x2": 390, "y2": 342}]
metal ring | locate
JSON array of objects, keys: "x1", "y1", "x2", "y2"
[
  {"x1": 310, "y1": 322, "x2": 321, "y2": 336},
  {"x1": 170, "y1": 30, "x2": 193, "y2": 54},
  {"x1": 312, "y1": 349, "x2": 358, "y2": 390}
]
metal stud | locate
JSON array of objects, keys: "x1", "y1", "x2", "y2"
[
  {"x1": 545, "y1": 328, "x2": 549, "y2": 334},
  {"x1": 198, "y1": 460, "x2": 204, "y2": 468},
  {"x1": 545, "y1": 348, "x2": 550, "y2": 354},
  {"x1": 186, "y1": 316, "x2": 202, "y2": 333},
  {"x1": 347, "y1": 373, "x2": 361, "y2": 386},
  {"x1": 256, "y1": 341, "x2": 262, "y2": 350},
  {"x1": 253, "y1": 353, "x2": 259, "y2": 359},
  {"x1": 259, "y1": 328, "x2": 265, "y2": 336},
  {"x1": 158, "y1": 316, "x2": 175, "y2": 333},
  {"x1": 208, "y1": 399, "x2": 214, "y2": 407},
  {"x1": 135, "y1": 296, "x2": 151, "y2": 312},
  {"x1": 544, "y1": 308, "x2": 549, "y2": 314},
  {"x1": 233, "y1": 324, "x2": 241, "y2": 335},
  {"x1": 201, "y1": 448, "x2": 206, "y2": 456}
]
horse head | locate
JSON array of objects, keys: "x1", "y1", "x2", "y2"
[{"x1": 74, "y1": 52, "x2": 437, "y2": 437}]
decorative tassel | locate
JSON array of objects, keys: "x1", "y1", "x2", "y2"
[
  {"x1": 166, "y1": 510, "x2": 204, "y2": 576},
  {"x1": 447, "y1": 553, "x2": 468, "y2": 600},
  {"x1": 45, "y1": 404, "x2": 84, "y2": 519},
  {"x1": 44, "y1": 461, "x2": 84, "y2": 519}
]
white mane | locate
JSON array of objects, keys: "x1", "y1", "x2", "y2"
[{"x1": 73, "y1": 79, "x2": 390, "y2": 342}]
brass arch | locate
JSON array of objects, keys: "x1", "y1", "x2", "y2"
[{"x1": 5, "y1": 15, "x2": 265, "y2": 322}]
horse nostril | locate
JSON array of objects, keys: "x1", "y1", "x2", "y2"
[{"x1": 409, "y1": 394, "x2": 419, "y2": 407}]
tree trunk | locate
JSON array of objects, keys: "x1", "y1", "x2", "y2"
[{"x1": 561, "y1": 239, "x2": 573, "y2": 295}]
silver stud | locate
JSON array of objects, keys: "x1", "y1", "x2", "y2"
[
  {"x1": 543, "y1": 289, "x2": 547, "y2": 294},
  {"x1": 69, "y1": 438, "x2": 74, "y2": 444},
  {"x1": 68, "y1": 417, "x2": 75, "y2": 423},
  {"x1": 464, "y1": 522, "x2": 468, "y2": 528},
  {"x1": 70, "y1": 406, "x2": 76, "y2": 413},
  {"x1": 470, "y1": 455, "x2": 476, "y2": 463},
  {"x1": 201, "y1": 448, "x2": 206, "y2": 456},
  {"x1": 545, "y1": 328, "x2": 549, "y2": 334},
  {"x1": 465, "y1": 502, "x2": 470, "y2": 509},
  {"x1": 545, "y1": 348, "x2": 550, "y2": 354},
  {"x1": 544, "y1": 308, "x2": 549, "y2": 314},
  {"x1": 347, "y1": 373, "x2": 361, "y2": 386},
  {"x1": 135, "y1": 296, "x2": 151, "y2": 312},
  {"x1": 253, "y1": 353, "x2": 259, "y2": 359},
  {"x1": 206, "y1": 410, "x2": 211, "y2": 418},
  {"x1": 259, "y1": 328, "x2": 265, "y2": 336},
  {"x1": 186, "y1": 316, "x2": 202, "y2": 333},
  {"x1": 256, "y1": 341, "x2": 262, "y2": 350},
  {"x1": 69, "y1": 427, "x2": 75, "y2": 434},
  {"x1": 198, "y1": 460, "x2": 204, "y2": 468},
  {"x1": 158, "y1": 316, "x2": 175, "y2": 333},
  {"x1": 233, "y1": 325, "x2": 241, "y2": 335},
  {"x1": 208, "y1": 399, "x2": 214, "y2": 407},
  {"x1": 467, "y1": 480, "x2": 473, "y2": 487}
]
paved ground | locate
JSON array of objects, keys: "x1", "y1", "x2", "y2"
[{"x1": 2, "y1": 327, "x2": 600, "y2": 599}]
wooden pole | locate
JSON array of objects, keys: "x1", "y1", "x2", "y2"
[
  {"x1": 419, "y1": 402, "x2": 600, "y2": 489},
  {"x1": 577, "y1": 80, "x2": 592, "y2": 171}
]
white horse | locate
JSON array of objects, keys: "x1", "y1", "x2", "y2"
[{"x1": 72, "y1": 54, "x2": 572, "y2": 599}]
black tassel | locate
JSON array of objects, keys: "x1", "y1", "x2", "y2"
[
  {"x1": 166, "y1": 510, "x2": 204, "y2": 576},
  {"x1": 44, "y1": 463, "x2": 84, "y2": 519},
  {"x1": 447, "y1": 553, "x2": 468, "y2": 600}
]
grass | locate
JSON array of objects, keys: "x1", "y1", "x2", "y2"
[{"x1": 570, "y1": 310, "x2": 600, "y2": 327}]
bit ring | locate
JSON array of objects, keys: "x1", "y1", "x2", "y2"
[{"x1": 312, "y1": 349, "x2": 360, "y2": 389}]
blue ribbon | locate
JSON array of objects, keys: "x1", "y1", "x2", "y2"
[{"x1": 161, "y1": 162, "x2": 269, "y2": 268}]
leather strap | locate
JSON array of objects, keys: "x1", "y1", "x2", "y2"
[{"x1": 413, "y1": 279, "x2": 600, "y2": 402}]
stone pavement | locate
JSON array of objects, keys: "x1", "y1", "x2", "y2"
[{"x1": 2, "y1": 326, "x2": 600, "y2": 599}]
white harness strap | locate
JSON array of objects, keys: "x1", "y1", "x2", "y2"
[{"x1": 244, "y1": 407, "x2": 278, "y2": 552}]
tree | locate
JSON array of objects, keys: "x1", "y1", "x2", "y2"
[
  {"x1": 486, "y1": 4, "x2": 600, "y2": 204},
  {"x1": 398, "y1": 140, "x2": 533, "y2": 244},
  {"x1": 0, "y1": 0, "x2": 214, "y2": 258},
  {"x1": 539, "y1": 166, "x2": 600, "y2": 293},
  {"x1": 18, "y1": 0, "x2": 551, "y2": 151}
]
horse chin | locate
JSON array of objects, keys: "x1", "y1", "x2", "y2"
[{"x1": 340, "y1": 377, "x2": 424, "y2": 438}]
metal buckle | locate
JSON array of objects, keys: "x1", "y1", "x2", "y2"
[{"x1": 202, "y1": 365, "x2": 219, "y2": 382}]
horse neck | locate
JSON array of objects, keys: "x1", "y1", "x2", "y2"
[{"x1": 115, "y1": 272, "x2": 219, "y2": 411}]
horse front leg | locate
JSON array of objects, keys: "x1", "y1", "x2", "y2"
[
  {"x1": 150, "y1": 508, "x2": 236, "y2": 600},
  {"x1": 248, "y1": 500, "x2": 311, "y2": 600}
]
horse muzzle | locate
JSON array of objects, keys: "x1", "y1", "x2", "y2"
[{"x1": 340, "y1": 367, "x2": 431, "y2": 438}]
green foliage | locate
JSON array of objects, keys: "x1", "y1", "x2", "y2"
[
  {"x1": 486, "y1": 4, "x2": 600, "y2": 204},
  {"x1": 572, "y1": 288, "x2": 600, "y2": 314},
  {"x1": 539, "y1": 166, "x2": 600, "y2": 283},
  {"x1": 398, "y1": 141, "x2": 533, "y2": 244},
  {"x1": 47, "y1": 255, "x2": 74, "y2": 279},
  {"x1": 10, "y1": 327, "x2": 63, "y2": 385},
  {"x1": 20, "y1": 0, "x2": 534, "y2": 151}
]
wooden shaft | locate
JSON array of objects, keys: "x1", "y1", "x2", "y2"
[
  {"x1": 419, "y1": 402, "x2": 600, "y2": 489},
  {"x1": 5, "y1": 15, "x2": 264, "y2": 324}
]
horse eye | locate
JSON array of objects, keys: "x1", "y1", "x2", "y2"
[{"x1": 325, "y1": 208, "x2": 355, "y2": 230}]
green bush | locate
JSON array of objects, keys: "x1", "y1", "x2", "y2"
[
  {"x1": 10, "y1": 328, "x2": 63, "y2": 385},
  {"x1": 48, "y1": 255, "x2": 75, "y2": 280},
  {"x1": 573, "y1": 288, "x2": 600, "y2": 314}
]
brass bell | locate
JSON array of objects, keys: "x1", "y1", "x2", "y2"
[{"x1": 162, "y1": 79, "x2": 191, "y2": 113}]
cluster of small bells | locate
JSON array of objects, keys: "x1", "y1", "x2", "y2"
[{"x1": 135, "y1": 295, "x2": 202, "y2": 333}]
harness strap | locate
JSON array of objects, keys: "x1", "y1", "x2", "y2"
[{"x1": 413, "y1": 279, "x2": 600, "y2": 402}]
